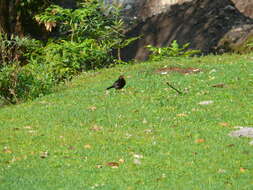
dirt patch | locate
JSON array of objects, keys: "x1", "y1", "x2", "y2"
[{"x1": 156, "y1": 67, "x2": 201, "y2": 74}]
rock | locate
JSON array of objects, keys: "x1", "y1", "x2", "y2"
[
  {"x1": 105, "y1": 0, "x2": 253, "y2": 61},
  {"x1": 229, "y1": 127, "x2": 253, "y2": 138},
  {"x1": 216, "y1": 24, "x2": 253, "y2": 53},
  {"x1": 232, "y1": 0, "x2": 253, "y2": 19}
]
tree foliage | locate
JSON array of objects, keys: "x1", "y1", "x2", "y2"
[{"x1": 0, "y1": 0, "x2": 137, "y2": 104}]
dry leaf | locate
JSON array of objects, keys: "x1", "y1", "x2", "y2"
[
  {"x1": 142, "y1": 118, "x2": 148, "y2": 124},
  {"x1": 87, "y1": 106, "x2": 97, "y2": 111},
  {"x1": 24, "y1": 126, "x2": 32, "y2": 129},
  {"x1": 40, "y1": 151, "x2": 49, "y2": 159},
  {"x1": 156, "y1": 173, "x2": 166, "y2": 181},
  {"x1": 44, "y1": 21, "x2": 56, "y2": 32},
  {"x1": 198, "y1": 100, "x2": 214, "y2": 105},
  {"x1": 133, "y1": 154, "x2": 143, "y2": 159},
  {"x1": 51, "y1": 9, "x2": 58, "y2": 15},
  {"x1": 125, "y1": 133, "x2": 132, "y2": 138},
  {"x1": 90, "y1": 125, "x2": 103, "y2": 131},
  {"x1": 176, "y1": 113, "x2": 188, "y2": 117},
  {"x1": 195, "y1": 139, "x2": 205, "y2": 143},
  {"x1": 218, "y1": 169, "x2": 226, "y2": 173},
  {"x1": 96, "y1": 164, "x2": 103, "y2": 168},
  {"x1": 219, "y1": 122, "x2": 230, "y2": 127},
  {"x1": 119, "y1": 158, "x2": 125, "y2": 163},
  {"x1": 212, "y1": 83, "x2": 225, "y2": 88},
  {"x1": 3, "y1": 147, "x2": 12, "y2": 154},
  {"x1": 133, "y1": 159, "x2": 141, "y2": 165},
  {"x1": 240, "y1": 168, "x2": 246, "y2": 173},
  {"x1": 84, "y1": 144, "x2": 92, "y2": 149},
  {"x1": 144, "y1": 129, "x2": 153, "y2": 133},
  {"x1": 106, "y1": 162, "x2": 119, "y2": 168}
]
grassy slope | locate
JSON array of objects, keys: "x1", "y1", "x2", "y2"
[{"x1": 0, "y1": 54, "x2": 252, "y2": 190}]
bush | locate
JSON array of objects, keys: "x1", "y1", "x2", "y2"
[
  {"x1": 40, "y1": 39, "x2": 112, "y2": 82},
  {"x1": 0, "y1": 62, "x2": 54, "y2": 103},
  {"x1": 0, "y1": 0, "x2": 137, "y2": 104},
  {"x1": 146, "y1": 40, "x2": 200, "y2": 61},
  {"x1": 0, "y1": 34, "x2": 48, "y2": 103}
]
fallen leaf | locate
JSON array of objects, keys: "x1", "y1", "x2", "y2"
[
  {"x1": 96, "y1": 164, "x2": 103, "y2": 168},
  {"x1": 133, "y1": 159, "x2": 141, "y2": 165},
  {"x1": 24, "y1": 126, "x2": 32, "y2": 129},
  {"x1": 195, "y1": 139, "x2": 205, "y2": 143},
  {"x1": 119, "y1": 158, "x2": 125, "y2": 163},
  {"x1": 176, "y1": 113, "x2": 188, "y2": 117},
  {"x1": 125, "y1": 133, "x2": 132, "y2": 138},
  {"x1": 209, "y1": 69, "x2": 217, "y2": 74},
  {"x1": 212, "y1": 83, "x2": 225, "y2": 88},
  {"x1": 87, "y1": 106, "x2": 97, "y2": 111},
  {"x1": 40, "y1": 151, "x2": 49, "y2": 159},
  {"x1": 218, "y1": 169, "x2": 226, "y2": 173},
  {"x1": 106, "y1": 162, "x2": 119, "y2": 168},
  {"x1": 198, "y1": 100, "x2": 214, "y2": 105},
  {"x1": 90, "y1": 125, "x2": 103, "y2": 131},
  {"x1": 227, "y1": 144, "x2": 235, "y2": 147},
  {"x1": 142, "y1": 118, "x2": 148, "y2": 124},
  {"x1": 240, "y1": 168, "x2": 246, "y2": 173},
  {"x1": 219, "y1": 122, "x2": 230, "y2": 127},
  {"x1": 144, "y1": 129, "x2": 153, "y2": 133},
  {"x1": 156, "y1": 173, "x2": 166, "y2": 181},
  {"x1": 133, "y1": 154, "x2": 143, "y2": 159},
  {"x1": 3, "y1": 147, "x2": 12, "y2": 154},
  {"x1": 84, "y1": 144, "x2": 92, "y2": 149}
]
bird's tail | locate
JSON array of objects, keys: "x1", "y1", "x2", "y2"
[{"x1": 106, "y1": 86, "x2": 114, "y2": 90}]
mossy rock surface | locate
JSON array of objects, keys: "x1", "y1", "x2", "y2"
[{"x1": 217, "y1": 24, "x2": 253, "y2": 54}]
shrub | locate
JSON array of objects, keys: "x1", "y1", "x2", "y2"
[
  {"x1": 0, "y1": 0, "x2": 137, "y2": 104},
  {"x1": 0, "y1": 33, "x2": 41, "y2": 67},
  {"x1": 40, "y1": 39, "x2": 112, "y2": 82},
  {"x1": 0, "y1": 33, "x2": 54, "y2": 103},
  {"x1": 146, "y1": 40, "x2": 200, "y2": 61}
]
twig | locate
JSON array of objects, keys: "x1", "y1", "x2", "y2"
[{"x1": 166, "y1": 82, "x2": 183, "y2": 94}]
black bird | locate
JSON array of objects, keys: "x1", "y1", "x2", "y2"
[{"x1": 106, "y1": 75, "x2": 126, "y2": 90}]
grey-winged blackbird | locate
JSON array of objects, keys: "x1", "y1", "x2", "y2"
[{"x1": 106, "y1": 75, "x2": 126, "y2": 90}]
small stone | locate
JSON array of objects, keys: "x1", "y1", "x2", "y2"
[{"x1": 229, "y1": 127, "x2": 253, "y2": 138}]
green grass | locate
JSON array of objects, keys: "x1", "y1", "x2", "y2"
[{"x1": 0, "y1": 54, "x2": 252, "y2": 190}]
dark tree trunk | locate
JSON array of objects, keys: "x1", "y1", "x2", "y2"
[
  {"x1": 0, "y1": 0, "x2": 23, "y2": 37},
  {"x1": 0, "y1": 0, "x2": 9, "y2": 34}
]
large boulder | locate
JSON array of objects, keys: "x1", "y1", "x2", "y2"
[
  {"x1": 232, "y1": 0, "x2": 253, "y2": 18},
  {"x1": 217, "y1": 24, "x2": 253, "y2": 53},
  {"x1": 109, "y1": 0, "x2": 253, "y2": 60}
]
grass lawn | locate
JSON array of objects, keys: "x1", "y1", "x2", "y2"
[{"x1": 0, "y1": 54, "x2": 252, "y2": 190}]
